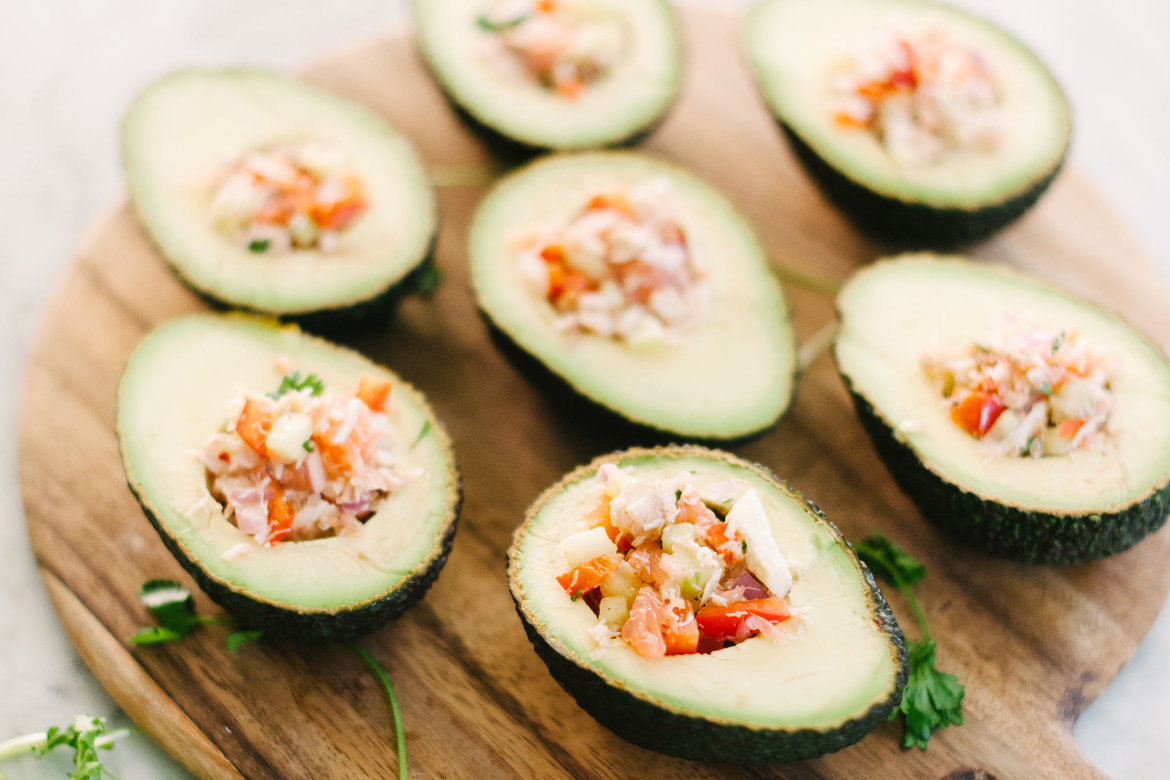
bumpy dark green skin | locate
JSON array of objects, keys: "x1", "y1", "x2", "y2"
[
  {"x1": 508, "y1": 448, "x2": 908, "y2": 763},
  {"x1": 127, "y1": 476, "x2": 461, "y2": 641},
  {"x1": 782, "y1": 125, "x2": 1066, "y2": 249},
  {"x1": 843, "y1": 375, "x2": 1170, "y2": 564}
]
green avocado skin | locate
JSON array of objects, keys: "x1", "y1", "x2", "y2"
[
  {"x1": 509, "y1": 550, "x2": 906, "y2": 763},
  {"x1": 782, "y1": 125, "x2": 1065, "y2": 249},
  {"x1": 844, "y1": 376, "x2": 1170, "y2": 564},
  {"x1": 126, "y1": 478, "x2": 461, "y2": 641}
]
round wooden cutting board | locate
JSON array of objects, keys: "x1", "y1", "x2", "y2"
[{"x1": 19, "y1": 7, "x2": 1170, "y2": 779}]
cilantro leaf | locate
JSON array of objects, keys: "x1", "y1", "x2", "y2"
[
  {"x1": 855, "y1": 533, "x2": 963, "y2": 750},
  {"x1": 270, "y1": 371, "x2": 325, "y2": 399},
  {"x1": 854, "y1": 533, "x2": 926, "y2": 588},
  {"x1": 23, "y1": 715, "x2": 130, "y2": 780},
  {"x1": 893, "y1": 640, "x2": 965, "y2": 750},
  {"x1": 1052, "y1": 331, "x2": 1066, "y2": 352},
  {"x1": 248, "y1": 238, "x2": 271, "y2": 253},
  {"x1": 130, "y1": 579, "x2": 225, "y2": 644},
  {"x1": 347, "y1": 642, "x2": 408, "y2": 780},
  {"x1": 226, "y1": 630, "x2": 265, "y2": 652}
]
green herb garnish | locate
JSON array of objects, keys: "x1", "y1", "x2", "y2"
[
  {"x1": 674, "y1": 489, "x2": 682, "y2": 503},
  {"x1": 1052, "y1": 331, "x2": 1066, "y2": 352},
  {"x1": 302, "y1": 439, "x2": 315, "y2": 453},
  {"x1": 570, "y1": 588, "x2": 582, "y2": 602},
  {"x1": 248, "y1": 238, "x2": 271, "y2": 253},
  {"x1": 128, "y1": 579, "x2": 227, "y2": 644},
  {"x1": 409, "y1": 420, "x2": 432, "y2": 450},
  {"x1": 226, "y1": 630, "x2": 265, "y2": 652},
  {"x1": 741, "y1": 540, "x2": 748, "y2": 553},
  {"x1": 270, "y1": 371, "x2": 324, "y2": 399},
  {"x1": 1039, "y1": 381, "x2": 1052, "y2": 396},
  {"x1": 346, "y1": 642, "x2": 408, "y2": 780},
  {"x1": 475, "y1": 13, "x2": 528, "y2": 31},
  {"x1": 855, "y1": 533, "x2": 964, "y2": 750},
  {"x1": 0, "y1": 715, "x2": 132, "y2": 780}
]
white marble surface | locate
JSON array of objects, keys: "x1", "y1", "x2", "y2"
[{"x1": 2, "y1": 1, "x2": 1167, "y2": 777}]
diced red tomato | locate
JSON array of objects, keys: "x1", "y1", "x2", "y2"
[
  {"x1": 951, "y1": 392, "x2": 1006, "y2": 437},
  {"x1": 586, "y1": 193, "x2": 634, "y2": 216},
  {"x1": 556, "y1": 79, "x2": 583, "y2": 100},
  {"x1": 540, "y1": 244, "x2": 566, "y2": 263},
  {"x1": 266, "y1": 484, "x2": 295, "y2": 546},
  {"x1": 235, "y1": 398, "x2": 275, "y2": 457},
  {"x1": 1058, "y1": 418, "x2": 1085, "y2": 439},
  {"x1": 547, "y1": 263, "x2": 590, "y2": 305},
  {"x1": 834, "y1": 111, "x2": 872, "y2": 129},
  {"x1": 557, "y1": 555, "x2": 619, "y2": 596},
  {"x1": 310, "y1": 175, "x2": 368, "y2": 230},
  {"x1": 696, "y1": 598, "x2": 791, "y2": 642},
  {"x1": 356, "y1": 375, "x2": 392, "y2": 412},
  {"x1": 595, "y1": 503, "x2": 632, "y2": 552},
  {"x1": 705, "y1": 522, "x2": 739, "y2": 565}
]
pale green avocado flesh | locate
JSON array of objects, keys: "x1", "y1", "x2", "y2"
[
  {"x1": 123, "y1": 70, "x2": 437, "y2": 319},
  {"x1": 835, "y1": 255, "x2": 1170, "y2": 562},
  {"x1": 508, "y1": 446, "x2": 907, "y2": 762},
  {"x1": 413, "y1": 0, "x2": 681, "y2": 149},
  {"x1": 745, "y1": 0, "x2": 1070, "y2": 245},
  {"x1": 117, "y1": 315, "x2": 460, "y2": 638},
  {"x1": 470, "y1": 152, "x2": 797, "y2": 439}
]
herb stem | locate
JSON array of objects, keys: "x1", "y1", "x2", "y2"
[
  {"x1": 346, "y1": 642, "x2": 407, "y2": 780},
  {"x1": 887, "y1": 568, "x2": 931, "y2": 641},
  {"x1": 0, "y1": 728, "x2": 131, "y2": 763},
  {"x1": 772, "y1": 263, "x2": 843, "y2": 297},
  {"x1": 797, "y1": 319, "x2": 841, "y2": 372}
]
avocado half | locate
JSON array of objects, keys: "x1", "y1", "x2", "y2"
[
  {"x1": 744, "y1": 0, "x2": 1070, "y2": 248},
  {"x1": 507, "y1": 446, "x2": 907, "y2": 763},
  {"x1": 470, "y1": 152, "x2": 798, "y2": 440},
  {"x1": 835, "y1": 255, "x2": 1170, "y2": 563},
  {"x1": 116, "y1": 314, "x2": 461, "y2": 639},
  {"x1": 123, "y1": 69, "x2": 438, "y2": 325},
  {"x1": 412, "y1": 0, "x2": 681, "y2": 150}
]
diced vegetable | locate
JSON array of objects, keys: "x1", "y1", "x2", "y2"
[
  {"x1": 598, "y1": 595, "x2": 629, "y2": 628},
  {"x1": 557, "y1": 554, "x2": 619, "y2": 597},
  {"x1": 695, "y1": 598, "x2": 790, "y2": 641},
  {"x1": 951, "y1": 392, "x2": 1005, "y2": 437},
  {"x1": 235, "y1": 398, "x2": 275, "y2": 456},
  {"x1": 356, "y1": 375, "x2": 393, "y2": 412},
  {"x1": 560, "y1": 526, "x2": 619, "y2": 569}
]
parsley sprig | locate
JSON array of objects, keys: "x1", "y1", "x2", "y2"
[
  {"x1": 0, "y1": 715, "x2": 131, "y2": 779},
  {"x1": 128, "y1": 581, "x2": 407, "y2": 778},
  {"x1": 269, "y1": 371, "x2": 324, "y2": 399},
  {"x1": 855, "y1": 533, "x2": 965, "y2": 750}
]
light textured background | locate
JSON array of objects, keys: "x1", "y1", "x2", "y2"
[{"x1": 2, "y1": 1, "x2": 1167, "y2": 777}]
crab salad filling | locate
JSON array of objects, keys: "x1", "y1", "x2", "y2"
[
  {"x1": 556, "y1": 463, "x2": 797, "y2": 659},
  {"x1": 516, "y1": 177, "x2": 710, "y2": 346},
  {"x1": 830, "y1": 27, "x2": 1002, "y2": 167},
  {"x1": 201, "y1": 365, "x2": 419, "y2": 548},
  {"x1": 208, "y1": 142, "x2": 369, "y2": 254},
  {"x1": 922, "y1": 315, "x2": 1115, "y2": 457},
  {"x1": 476, "y1": 0, "x2": 628, "y2": 100}
]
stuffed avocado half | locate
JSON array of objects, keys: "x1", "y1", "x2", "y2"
[
  {"x1": 123, "y1": 70, "x2": 437, "y2": 324},
  {"x1": 413, "y1": 0, "x2": 681, "y2": 150},
  {"x1": 745, "y1": 0, "x2": 1070, "y2": 247},
  {"x1": 116, "y1": 315, "x2": 460, "y2": 639},
  {"x1": 835, "y1": 255, "x2": 1170, "y2": 563},
  {"x1": 508, "y1": 446, "x2": 907, "y2": 762},
  {"x1": 470, "y1": 152, "x2": 798, "y2": 440}
]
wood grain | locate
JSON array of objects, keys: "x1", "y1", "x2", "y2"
[{"x1": 19, "y1": 6, "x2": 1170, "y2": 779}]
